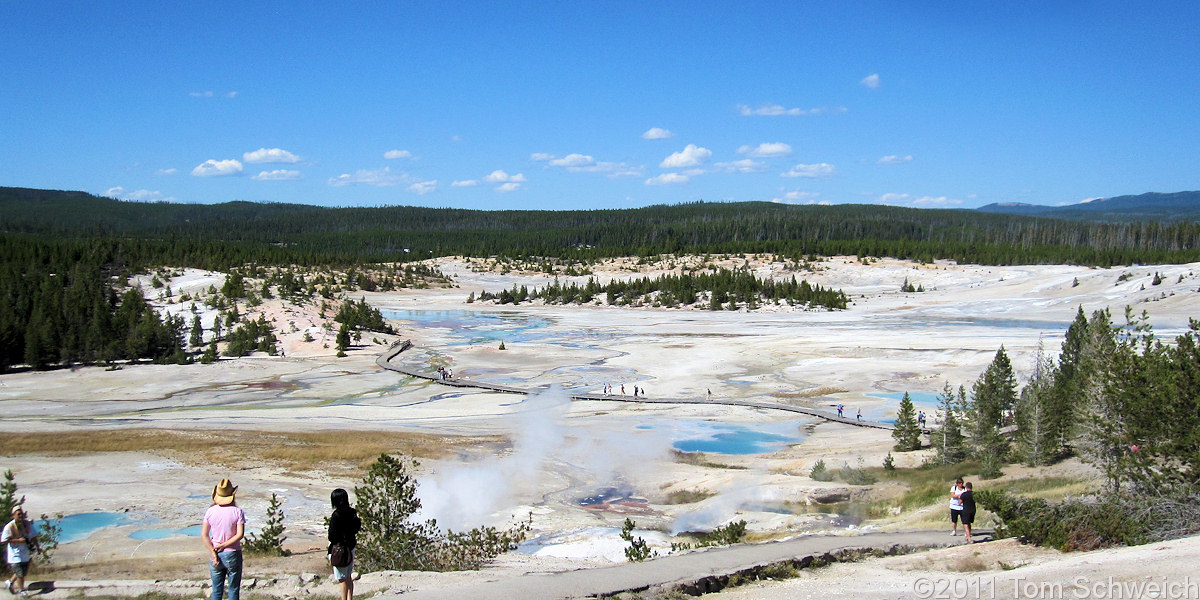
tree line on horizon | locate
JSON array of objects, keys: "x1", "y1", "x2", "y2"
[{"x1": 4, "y1": 187, "x2": 1200, "y2": 267}]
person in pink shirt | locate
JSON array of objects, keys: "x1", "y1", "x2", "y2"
[{"x1": 202, "y1": 479, "x2": 246, "y2": 600}]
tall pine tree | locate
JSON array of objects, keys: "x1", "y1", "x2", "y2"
[
  {"x1": 1016, "y1": 339, "x2": 1057, "y2": 466},
  {"x1": 892, "y1": 392, "x2": 923, "y2": 451},
  {"x1": 933, "y1": 381, "x2": 968, "y2": 464},
  {"x1": 971, "y1": 346, "x2": 1018, "y2": 478}
]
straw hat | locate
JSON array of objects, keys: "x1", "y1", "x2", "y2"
[{"x1": 212, "y1": 478, "x2": 237, "y2": 505}]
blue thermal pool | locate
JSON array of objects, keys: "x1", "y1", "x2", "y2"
[
  {"x1": 640, "y1": 420, "x2": 806, "y2": 455},
  {"x1": 51, "y1": 512, "x2": 133, "y2": 544}
]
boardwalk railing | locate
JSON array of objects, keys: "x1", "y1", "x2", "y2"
[{"x1": 377, "y1": 340, "x2": 896, "y2": 430}]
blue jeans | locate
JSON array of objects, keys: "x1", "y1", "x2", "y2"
[{"x1": 210, "y1": 550, "x2": 242, "y2": 600}]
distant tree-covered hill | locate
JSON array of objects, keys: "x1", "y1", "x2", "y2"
[
  {"x1": 3, "y1": 186, "x2": 1200, "y2": 268},
  {"x1": 976, "y1": 191, "x2": 1200, "y2": 222}
]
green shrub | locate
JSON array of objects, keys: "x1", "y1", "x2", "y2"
[
  {"x1": 809, "y1": 459, "x2": 833, "y2": 482},
  {"x1": 976, "y1": 490, "x2": 1146, "y2": 551},
  {"x1": 620, "y1": 518, "x2": 656, "y2": 562},
  {"x1": 243, "y1": 492, "x2": 290, "y2": 556},
  {"x1": 355, "y1": 454, "x2": 529, "y2": 572}
]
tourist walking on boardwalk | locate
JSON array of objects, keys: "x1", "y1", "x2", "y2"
[
  {"x1": 949, "y1": 477, "x2": 965, "y2": 536},
  {"x1": 3, "y1": 505, "x2": 38, "y2": 597},
  {"x1": 203, "y1": 478, "x2": 246, "y2": 600},
  {"x1": 918, "y1": 411, "x2": 926, "y2": 428},
  {"x1": 960, "y1": 482, "x2": 976, "y2": 543},
  {"x1": 328, "y1": 488, "x2": 361, "y2": 600},
  {"x1": 856, "y1": 408, "x2": 862, "y2": 421},
  {"x1": 837, "y1": 404, "x2": 844, "y2": 417}
]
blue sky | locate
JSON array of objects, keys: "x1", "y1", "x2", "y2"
[{"x1": 2, "y1": 2, "x2": 1197, "y2": 210}]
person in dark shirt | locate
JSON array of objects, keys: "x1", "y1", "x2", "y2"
[
  {"x1": 328, "y1": 488, "x2": 361, "y2": 600},
  {"x1": 960, "y1": 482, "x2": 976, "y2": 543}
]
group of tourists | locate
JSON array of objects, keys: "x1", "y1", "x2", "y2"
[
  {"x1": 436, "y1": 366, "x2": 453, "y2": 380},
  {"x1": 202, "y1": 479, "x2": 360, "y2": 600},
  {"x1": 948, "y1": 477, "x2": 977, "y2": 543},
  {"x1": 601, "y1": 383, "x2": 645, "y2": 397},
  {"x1": 834, "y1": 404, "x2": 864, "y2": 421}
]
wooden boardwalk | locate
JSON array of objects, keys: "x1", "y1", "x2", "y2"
[{"x1": 377, "y1": 340, "x2": 897, "y2": 431}]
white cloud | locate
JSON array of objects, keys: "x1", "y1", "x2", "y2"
[
  {"x1": 226, "y1": 91, "x2": 238, "y2": 99},
  {"x1": 495, "y1": 182, "x2": 522, "y2": 192},
  {"x1": 737, "y1": 104, "x2": 846, "y2": 117},
  {"x1": 483, "y1": 170, "x2": 525, "y2": 183},
  {"x1": 716, "y1": 159, "x2": 768, "y2": 174},
  {"x1": 252, "y1": 169, "x2": 302, "y2": 181},
  {"x1": 452, "y1": 179, "x2": 480, "y2": 187},
  {"x1": 243, "y1": 148, "x2": 301, "y2": 164},
  {"x1": 781, "y1": 163, "x2": 835, "y2": 178},
  {"x1": 877, "y1": 154, "x2": 913, "y2": 165},
  {"x1": 104, "y1": 187, "x2": 175, "y2": 202},
  {"x1": 771, "y1": 191, "x2": 821, "y2": 205},
  {"x1": 738, "y1": 142, "x2": 793, "y2": 158},
  {"x1": 408, "y1": 180, "x2": 438, "y2": 195},
  {"x1": 189, "y1": 91, "x2": 214, "y2": 98},
  {"x1": 877, "y1": 193, "x2": 961, "y2": 207},
  {"x1": 645, "y1": 173, "x2": 689, "y2": 185},
  {"x1": 191, "y1": 159, "x2": 243, "y2": 177},
  {"x1": 156, "y1": 168, "x2": 178, "y2": 175},
  {"x1": 861, "y1": 73, "x2": 881, "y2": 89},
  {"x1": 912, "y1": 196, "x2": 960, "y2": 207},
  {"x1": 549, "y1": 153, "x2": 594, "y2": 167},
  {"x1": 327, "y1": 166, "x2": 405, "y2": 187},
  {"x1": 660, "y1": 144, "x2": 711, "y2": 168},
  {"x1": 642, "y1": 127, "x2": 674, "y2": 140},
  {"x1": 538, "y1": 152, "x2": 642, "y2": 177},
  {"x1": 384, "y1": 149, "x2": 413, "y2": 160}
]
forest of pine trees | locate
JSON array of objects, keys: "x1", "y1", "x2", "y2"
[{"x1": 477, "y1": 269, "x2": 848, "y2": 310}]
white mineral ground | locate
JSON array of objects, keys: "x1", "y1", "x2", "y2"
[{"x1": 2, "y1": 256, "x2": 1199, "y2": 598}]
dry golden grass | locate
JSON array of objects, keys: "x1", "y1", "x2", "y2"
[
  {"x1": 0, "y1": 429, "x2": 507, "y2": 476},
  {"x1": 770, "y1": 386, "x2": 848, "y2": 400}
]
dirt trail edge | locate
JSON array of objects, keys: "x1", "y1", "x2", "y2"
[{"x1": 386, "y1": 530, "x2": 957, "y2": 600}]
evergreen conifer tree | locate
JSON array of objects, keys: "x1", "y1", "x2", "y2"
[
  {"x1": 892, "y1": 392, "x2": 923, "y2": 451},
  {"x1": 933, "y1": 382, "x2": 967, "y2": 464},
  {"x1": 1015, "y1": 339, "x2": 1057, "y2": 466},
  {"x1": 971, "y1": 346, "x2": 1018, "y2": 477},
  {"x1": 1047, "y1": 307, "x2": 1089, "y2": 456},
  {"x1": 189, "y1": 315, "x2": 204, "y2": 348}
]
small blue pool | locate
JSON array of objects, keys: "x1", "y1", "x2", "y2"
[
  {"x1": 49, "y1": 512, "x2": 132, "y2": 543},
  {"x1": 641, "y1": 420, "x2": 805, "y2": 455}
]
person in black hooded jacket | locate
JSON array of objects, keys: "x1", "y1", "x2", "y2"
[{"x1": 327, "y1": 488, "x2": 361, "y2": 600}]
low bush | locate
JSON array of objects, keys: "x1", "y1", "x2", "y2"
[{"x1": 976, "y1": 490, "x2": 1146, "y2": 551}]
